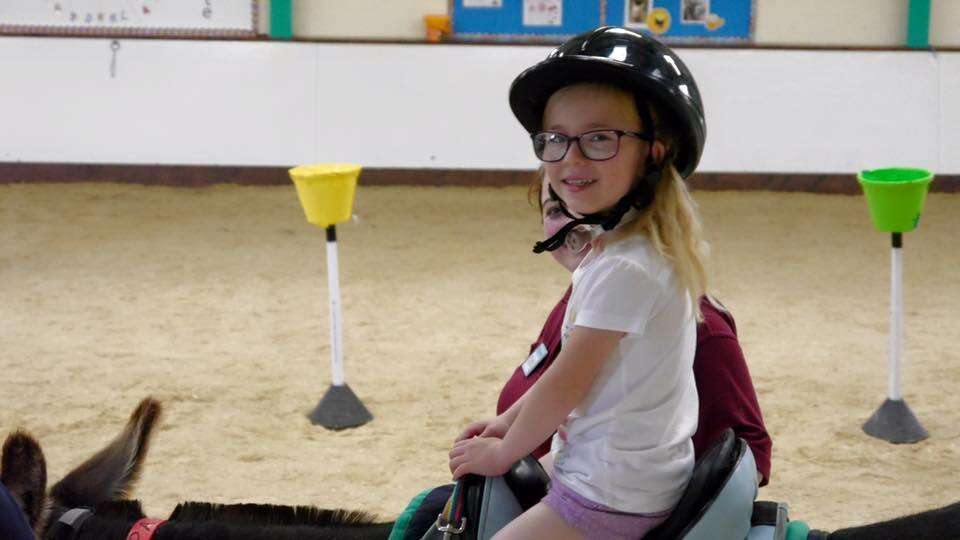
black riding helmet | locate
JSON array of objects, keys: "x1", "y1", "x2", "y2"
[
  {"x1": 509, "y1": 26, "x2": 706, "y2": 179},
  {"x1": 510, "y1": 26, "x2": 707, "y2": 253}
]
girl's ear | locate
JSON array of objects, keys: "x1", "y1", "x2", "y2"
[{"x1": 650, "y1": 140, "x2": 667, "y2": 164}]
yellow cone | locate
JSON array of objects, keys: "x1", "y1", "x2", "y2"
[{"x1": 289, "y1": 163, "x2": 361, "y2": 228}]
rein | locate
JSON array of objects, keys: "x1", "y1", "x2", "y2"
[
  {"x1": 435, "y1": 479, "x2": 467, "y2": 539},
  {"x1": 126, "y1": 518, "x2": 167, "y2": 540}
]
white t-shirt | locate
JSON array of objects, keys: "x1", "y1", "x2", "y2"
[{"x1": 551, "y1": 233, "x2": 698, "y2": 514}]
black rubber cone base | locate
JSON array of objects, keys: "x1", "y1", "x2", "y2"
[
  {"x1": 308, "y1": 384, "x2": 372, "y2": 430},
  {"x1": 863, "y1": 398, "x2": 929, "y2": 444}
]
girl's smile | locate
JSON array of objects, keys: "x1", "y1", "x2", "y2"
[{"x1": 561, "y1": 178, "x2": 597, "y2": 192}]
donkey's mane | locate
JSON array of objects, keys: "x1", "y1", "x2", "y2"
[
  {"x1": 169, "y1": 501, "x2": 382, "y2": 527},
  {"x1": 93, "y1": 499, "x2": 145, "y2": 520}
]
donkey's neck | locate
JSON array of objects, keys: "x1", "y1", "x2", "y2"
[
  {"x1": 52, "y1": 500, "x2": 394, "y2": 540},
  {"x1": 60, "y1": 511, "x2": 395, "y2": 540}
]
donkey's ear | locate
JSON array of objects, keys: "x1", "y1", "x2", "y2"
[
  {"x1": 50, "y1": 397, "x2": 162, "y2": 509},
  {"x1": 1, "y1": 429, "x2": 48, "y2": 527}
]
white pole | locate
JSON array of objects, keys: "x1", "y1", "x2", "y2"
[
  {"x1": 326, "y1": 226, "x2": 345, "y2": 387},
  {"x1": 889, "y1": 234, "x2": 903, "y2": 400}
]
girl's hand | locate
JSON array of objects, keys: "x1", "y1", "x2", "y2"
[
  {"x1": 454, "y1": 415, "x2": 510, "y2": 443},
  {"x1": 454, "y1": 419, "x2": 493, "y2": 442},
  {"x1": 448, "y1": 437, "x2": 510, "y2": 479}
]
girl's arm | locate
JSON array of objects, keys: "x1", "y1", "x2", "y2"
[
  {"x1": 450, "y1": 325, "x2": 623, "y2": 478},
  {"x1": 500, "y1": 325, "x2": 623, "y2": 462},
  {"x1": 495, "y1": 393, "x2": 526, "y2": 433}
]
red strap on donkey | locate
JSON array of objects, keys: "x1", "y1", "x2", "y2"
[{"x1": 126, "y1": 518, "x2": 167, "y2": 540}]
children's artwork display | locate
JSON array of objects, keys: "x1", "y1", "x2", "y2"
[
  {"x1": 0, "y1": 1, "x2": 258, "y2": 38},
  {"x1": 451, "y1": 0, "x2": 752, "y2": 43}
]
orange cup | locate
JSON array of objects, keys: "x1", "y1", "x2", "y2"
[{"x1": 424, "y1": 14, "x2": 451, "y2": 42}]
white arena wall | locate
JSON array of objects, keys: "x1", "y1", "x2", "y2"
[{"x1": 1, "y1": 37, "x2": 958, "y2": 175}]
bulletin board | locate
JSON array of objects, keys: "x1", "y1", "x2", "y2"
[
  {"x1": 450, "y1": 0, "x2": 753, "y2": 44},
  {"x1": 0, "y1": 1, "x2": 258, "y2": 38}
]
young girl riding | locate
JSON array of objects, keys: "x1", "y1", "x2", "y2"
[{"x1": 448, "y1": 26, "x2": 709, "y2": 540}]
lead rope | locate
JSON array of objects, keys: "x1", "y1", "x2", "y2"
[{"x1": 436, "y1": 478, "x2": 468, "y2": 539}]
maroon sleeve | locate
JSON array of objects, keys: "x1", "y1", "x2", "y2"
[
  {"x1": 496, "y1": 287, "x2": 570, "y2": 458},
  {"x1": 692, "y1": 298, "x2": 773, "y2": 486}
]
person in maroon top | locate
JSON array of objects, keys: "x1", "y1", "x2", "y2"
[{"x1": 487, "y1": 175, "x2": 772, "y2": 485}]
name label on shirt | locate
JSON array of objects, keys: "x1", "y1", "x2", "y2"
[{"x1": 522, "y1": 343, "x2": 548, "y2": 376}]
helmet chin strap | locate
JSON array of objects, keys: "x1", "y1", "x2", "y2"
[{"x1": 532, "y1": 157, "x2": 664, "y2": 254}]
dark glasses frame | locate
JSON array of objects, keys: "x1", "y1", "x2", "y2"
[{"x1": 531, "y1": 129, "x2": 653, "y2": 162}]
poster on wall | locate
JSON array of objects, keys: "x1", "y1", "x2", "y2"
[
  {"x1": 609, "y1": 0, "x2": 752, "y2": 42},
  {"x1": 451, "y1": 0, "x2": 752, "y2": 43},
  {"x1": 523, "y1": 0, "x2": 562, "y2": 27},
  {"x1": 451, "y1": 0, "x2": 601, "y2": 41},
  {"x1": 0, "y1": 1, "x2": 258, "y2": 38}
]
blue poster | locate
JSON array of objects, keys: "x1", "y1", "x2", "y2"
[{"x1": 451, "y1": 0, "x2": 752, "y2": 43}]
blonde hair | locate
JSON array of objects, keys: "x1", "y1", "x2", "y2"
[
  {"x1": 614, "y1": 163, "x2": 710, "y2": 320},
  {"x1": 614, "y1": 96, "x2": 710, "y2": 319},
  {"x1": 527, "y1": 166, "x2": 546, "y2": 215}
]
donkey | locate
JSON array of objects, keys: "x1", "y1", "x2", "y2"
[
  {"x1": 4, "y1": 397, "x2": 959, "y2": 540},
  {"x1": 1, "y1": 397, "x2": 395, "y2": 539},
  {"x1": 811, "y1": 501, "x2": 960, "y2": 540}
]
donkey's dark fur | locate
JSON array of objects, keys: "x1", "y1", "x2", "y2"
[
  {"x1": 51, "y1": 396, "x2": 160, "y2": 511},
  {"x1": 824, "y1": 500, "x2": 960, "y2": 540},
  {"x1": 1, "y1": 427, "x2": 48, "y2": 527},
  {"x1": 34, "y1": 500, "x2": 392, "y2": 540},
  {"x1": 0, "y1": 397, "x2": 393, "y2": 539},
  {"x1": 39, "y1": 499, "x2": 393, "y2": 540},
  {"x1": 169, "y1": 501, "x2": 381, "y2": 527}
]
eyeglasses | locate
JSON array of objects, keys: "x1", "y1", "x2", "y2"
[{"x1": 531, "y1": 129, "x2": 652, "y2": 162}]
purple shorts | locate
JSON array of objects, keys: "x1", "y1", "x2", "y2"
[{"x1": 541, "y1": 479, "x2": 671, "y2": 540}]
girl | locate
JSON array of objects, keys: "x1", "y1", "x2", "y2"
[{"x1": 448, "y1": 26, "x2": 710, "y2": 540}]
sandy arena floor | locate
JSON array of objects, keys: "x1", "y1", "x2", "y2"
[{"x1": 1, "y1": 182, "x2": 958, "y2": 532}]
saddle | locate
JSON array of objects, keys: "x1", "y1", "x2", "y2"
[{"x1": 418, "y1": 429, "x2": 780, "y2": 540}]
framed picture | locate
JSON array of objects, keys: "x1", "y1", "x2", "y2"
[
  {"x1": 680, "y1": 0, "x2": 709, "y2": 24},
  {"x1": 624, "y1": 0, "x2": 652, "y2": 29}
]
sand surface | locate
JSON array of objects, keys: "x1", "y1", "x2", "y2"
[{"x1": 1, "y1": 183, "x2": 958, "y2": 532}]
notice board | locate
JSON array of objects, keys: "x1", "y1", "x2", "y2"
[{"x1": 451, "y1": 0, "x2": 753, "y2": 43}]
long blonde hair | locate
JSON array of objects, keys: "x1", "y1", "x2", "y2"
[
  {"x1": 605, "y1": 98, "x2": 710, "y2": 318},
  {"x1": 616, "y1": 163, "x2": 709, "y2": 319}
]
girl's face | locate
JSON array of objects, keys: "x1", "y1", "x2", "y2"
[
  {"x1": 542, "y1": 84, "x2": 647, "y2": 216},
  {"x1": 541, "y1": 176, "x2": 586, "y2": 273}
]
